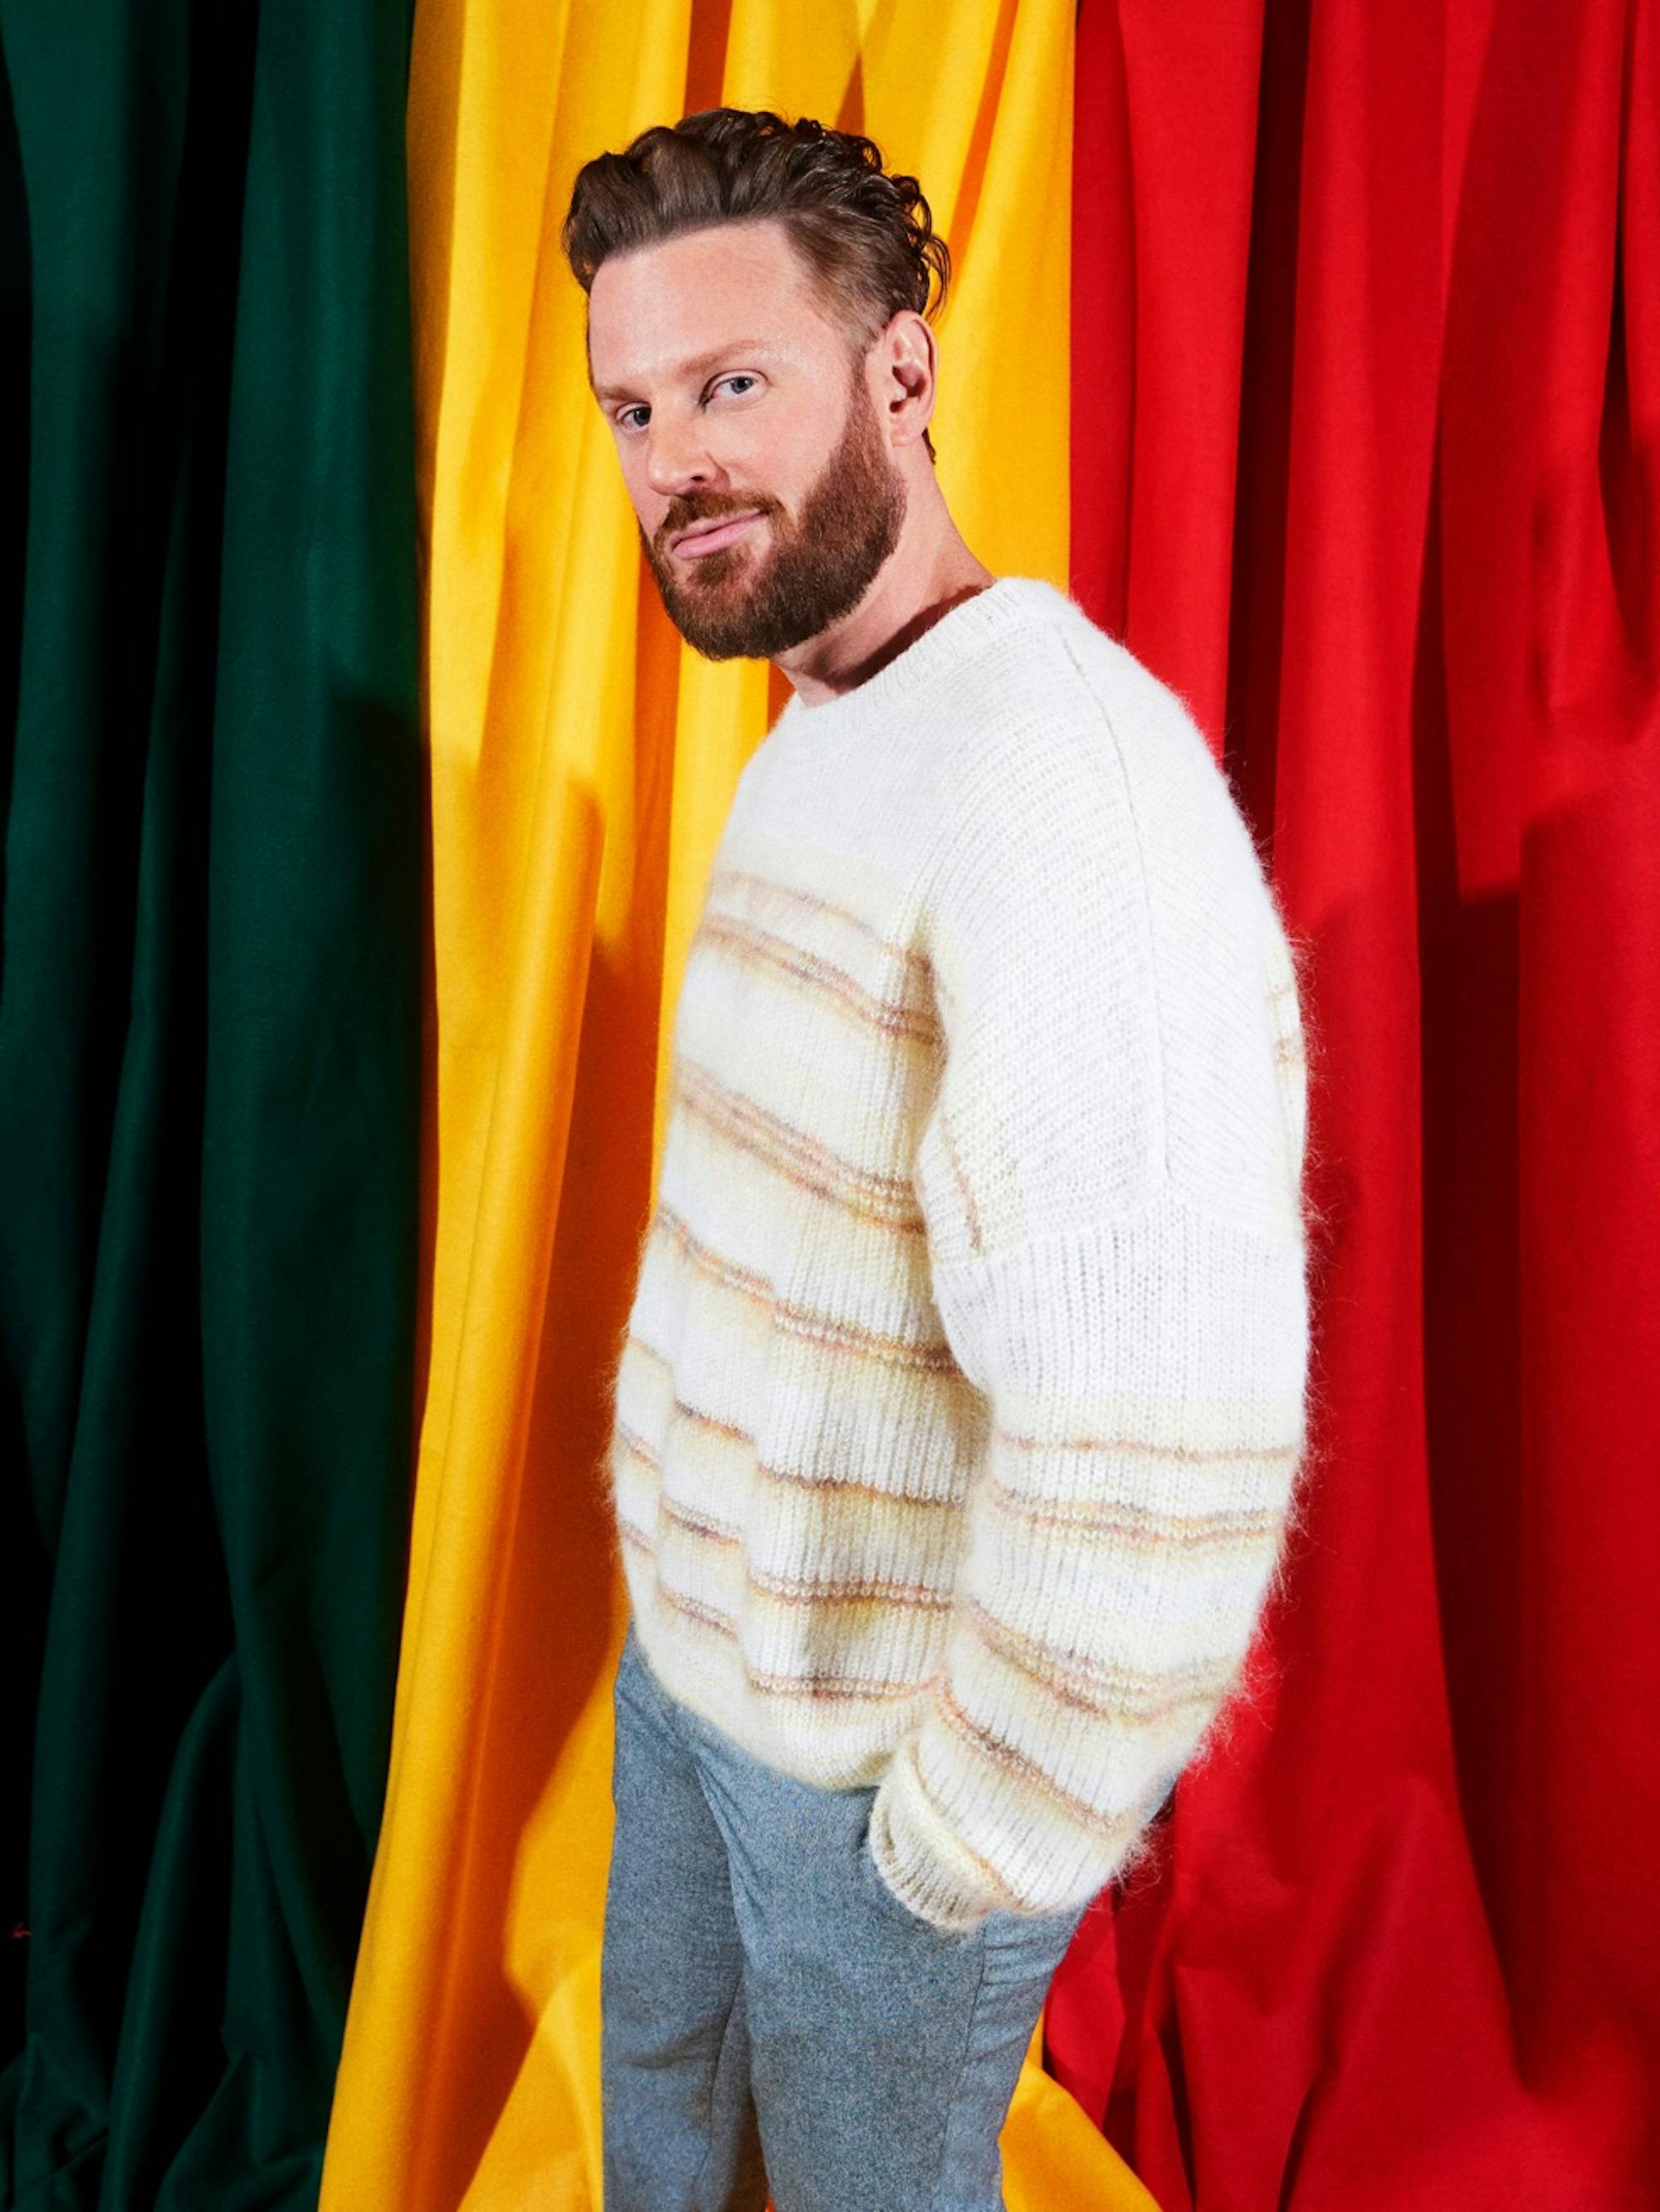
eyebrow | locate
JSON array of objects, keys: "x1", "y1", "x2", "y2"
[{"x1": 589, "y1": 339, "x2": 782, "y2": 405}]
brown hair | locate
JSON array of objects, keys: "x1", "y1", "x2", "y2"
[{"x1": 562, "y1": 108, "x2": 952, "y2": 460}]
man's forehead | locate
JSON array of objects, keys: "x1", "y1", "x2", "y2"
[{"x1": 586, "y1": 221, "x2": 824, "y2": 394}]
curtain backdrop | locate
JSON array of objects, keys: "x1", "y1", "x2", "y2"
[
  {"x1": 1054, "y1": 0, "x2": 1659, "y2": 2205},
  {"x1": 317, "y1": 1, "x2": 1163, "y2": 2207},
  {"x1": 7, "y1": 1, "x2": 1654, "y2": 2206},
  {"x1": 0, "y1": 2, "x2": 422, "y2": 2205}
]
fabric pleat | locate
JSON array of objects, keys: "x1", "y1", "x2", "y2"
[
  {"x1": 15, "y1": 0, "x2": 1648, "y2": 2201},
  {"x1": 0, "y1": 2, "x2": 424, "y2": 2205},
  {"x1": 320, "y1": 2, "x2": 1160, "y2": 2206},
  {"x1": 1054, "y1": 0, "x2": 1659, "y2": 2204}
]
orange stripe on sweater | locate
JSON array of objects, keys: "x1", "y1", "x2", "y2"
[
  {"x1": 676, "y1": 1062, "x2": 926, "y2": 1232},
  {"x1": 987, "y1": 1477, "x2": 1285, "y2": 1550},
  {"x1": 995, "y1": 1423, "x2": 1300, "y2": 1468},
  {"x1": 964, "y1": 1599, "x2": 1237, "y2": 1723},
  {"x1": 708, "y1": 869, "x2": 933, "y2": 984},
  {"x1": 652, "y1": 1204, "x2": 955, "y2": 1371},
  {"x1": 937, "y1": 1681, "x2": 1166, "y2": 1839},
  {"x1": 693, "y1": 911, "x2": 941, "y2": 1047}
]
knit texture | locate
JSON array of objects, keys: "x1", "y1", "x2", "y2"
[{"x1": 605, "y1": 576, "x2": 1311, "y2": 1933}]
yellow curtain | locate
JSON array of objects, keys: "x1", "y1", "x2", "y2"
[{"x1": 320, "y1": 2, "x2": 1158, "y2": 2205}]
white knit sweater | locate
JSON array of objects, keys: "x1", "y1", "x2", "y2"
[{"x1": 606, "y1": 575, "x2": 1311, "y2": 1933}]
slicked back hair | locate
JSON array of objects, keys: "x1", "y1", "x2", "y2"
[{"x1": 563, "y1": 108, "x2": 951, "y2": 461}]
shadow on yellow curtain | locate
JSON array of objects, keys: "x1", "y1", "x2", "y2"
[{"x1": 319, "y1": 0, "x2": 1158, "y2": 2205}]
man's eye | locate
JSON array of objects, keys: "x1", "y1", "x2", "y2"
[
  {"x1": 712, "y1": 375, "x2": 758, "y2": 400},
  {"x1": 617, "y1": 405, "x2": 648, "y2": 432}
]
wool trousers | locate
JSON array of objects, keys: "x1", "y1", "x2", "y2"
[{"x1": 600, "y1": 1615, "x2": 1093, "y2": 2212}]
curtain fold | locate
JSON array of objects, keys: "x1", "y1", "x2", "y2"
[
  {"x1": 1055, "y1": 0, "x2": 1659, "y2": 2202},
  {"x1": 320, "y1": 2, "x2": 1160, "y2": 2205},
  {"x1": 15, "y1": 0, "x2": 1648, "y2": 2202},
  {"x1": 0, "y1": 2, "x2": 423, "y2": 2205}
]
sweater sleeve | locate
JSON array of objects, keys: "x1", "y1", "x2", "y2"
[{"x1": 866, "y1": 666, "x2": 1312, "y2": 1934}]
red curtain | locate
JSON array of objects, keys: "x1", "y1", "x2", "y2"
[{"x1": 1054, "y1": 0, "x2": 1660, "y2": 2205}]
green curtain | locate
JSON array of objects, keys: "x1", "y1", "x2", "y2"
[{"x1": 0, "y1": 3, "x2": 421, "y2": 2205}]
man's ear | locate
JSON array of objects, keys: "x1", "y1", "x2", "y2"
[{"x1": 879, "y1": 310, "x2": 938, "y2": 451}]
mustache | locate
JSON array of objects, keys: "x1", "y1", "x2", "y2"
[{"x1": 658, "y1": 494, "x2": 779, "y2": 545}]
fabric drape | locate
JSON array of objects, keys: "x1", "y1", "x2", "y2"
[
  {"x1": 1053, "y1": 0, "x2": 1659, "y2": 2203},
  {"x1": 14, "y1": 0, "x2": 1651, "y2": 2203},
  {"x1": 0, "y1": 2, "x2": 423, "y2": 2205},
  {"x1": 318, "y1": 1, "x2": 1157, "y2": 2205}
]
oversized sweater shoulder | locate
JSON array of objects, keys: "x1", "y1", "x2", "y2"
[{"x1": 607, "y1": 574, "x2": 1312, "y2": 1933}]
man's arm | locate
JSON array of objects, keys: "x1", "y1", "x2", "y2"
[{"x1": 867, "y1": 674, "x2": 1311, "y2": 1933}]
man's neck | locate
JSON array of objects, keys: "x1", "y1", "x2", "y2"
[{"x1": 770, "y1": 515, "x2": 998, "y2": 710}]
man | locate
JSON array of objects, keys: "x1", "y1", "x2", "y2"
[{"x1": 564, "y1": 107, "x2": 1313, "y2": 2212}]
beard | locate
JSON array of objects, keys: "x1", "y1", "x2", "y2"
[{"x1": 641, "y1": 360, "x2": 908, "y2": 662}]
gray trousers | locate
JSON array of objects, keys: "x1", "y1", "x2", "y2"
[{"x1": 600, "y1": 1617, "x2": 1092, "y2": 2211}]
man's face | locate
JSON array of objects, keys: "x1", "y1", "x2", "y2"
[{"x1": 587, "y1": 218, "x2": 907, "y2": 660}]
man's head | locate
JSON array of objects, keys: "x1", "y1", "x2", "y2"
[{"x1": 562, "y1": 110, "x2": 952, "y2": 661}]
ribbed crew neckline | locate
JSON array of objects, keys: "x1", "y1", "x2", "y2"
[{"x1": 769, "y1": 574, "x2": 1067, "y2": 742}]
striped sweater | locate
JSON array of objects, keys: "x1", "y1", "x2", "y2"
[{"x1": 606, "y1": 576, "x2": 1312, "y2": 1934}]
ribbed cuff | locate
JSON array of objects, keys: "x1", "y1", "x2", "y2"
[{"x1": 866, "y1": 1739, "x2": 1004, "y2": 1936}]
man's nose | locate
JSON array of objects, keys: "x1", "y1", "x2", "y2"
[{"x1": 644, "y1": 413, "x2": 721, "y2": 501}]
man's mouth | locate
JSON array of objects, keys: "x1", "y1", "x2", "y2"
[{"x1": 670, "y1": 510, "x2": 764, "y2": 558}]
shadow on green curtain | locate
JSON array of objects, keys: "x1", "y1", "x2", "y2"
[{"x1": 0, "y1": 2, "x2": 422, "y2": 2204}]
